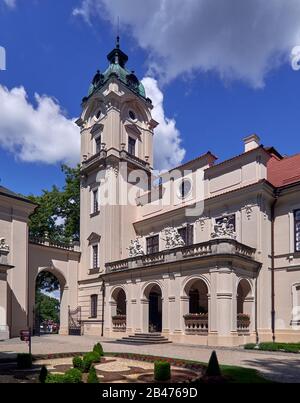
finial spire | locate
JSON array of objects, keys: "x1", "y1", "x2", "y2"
[{"x1": 116, "y1": 35, "x2": 120, "y2": 49}]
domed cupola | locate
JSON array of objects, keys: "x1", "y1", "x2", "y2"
[{"x1": 86, "y1": 37, "x2": 147, "y2": 100}]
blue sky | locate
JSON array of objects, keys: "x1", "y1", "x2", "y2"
[{"x1": 1, "y1": 0, "x2": 300, "y2": 196}]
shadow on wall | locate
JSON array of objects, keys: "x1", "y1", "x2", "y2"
[{"x1": 7, "y1": 284, "x2": 27, "y2": 338}]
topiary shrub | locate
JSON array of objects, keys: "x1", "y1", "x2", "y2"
[
  {"x1": 73, "y1": 356, "x2": 84, "y2": 371},
  {"x1": 93, "y1": 343, "x2": 104, "y2": 357},
  {"x1": 64, "y1": 368, "x2": 83, "y2": 383},
  {"x1": 87, "y1": 366, "x2": 99, "y2": 383},
  {"x1": 154, "y1": 361, "x2": 171, "y2": 382},
  {"x1": 17, "y1": 353, "x2": 33, "y2": 369},
  {"x1": 205, "y1": 351, "x2": 221, "y2": 377},
  {"x1": 45, "y1": 374, "x2": 66, "y2": 384},
  {"x1": 82, "y1": 352, "x2": 101, "y2": 372},
  {"x1": 39, "y1": 365, "x2": 48, "y2": 383}
]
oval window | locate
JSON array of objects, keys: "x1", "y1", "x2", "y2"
[
  {"x1": 129, "y1": 110, "x2": 136, "y2": 121},
  {"x1": 179, "y1": 179, "x2": 192, "y2": 198}
]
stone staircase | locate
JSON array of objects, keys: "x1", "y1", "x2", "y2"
[{"x1": 116, "y1": 333, "x2": 172, "y2": 345}]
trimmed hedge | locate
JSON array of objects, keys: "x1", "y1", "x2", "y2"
[
  {"x1": 82, "y1": 351, "x2": 101, "y2": 372},
  {"x1": 17, "y1": 353, "x2": 33, "y2": 369},
  {"x1": 39, "y1": 365, "x2": 48, "y2": 383},
  {"x1": 45, "y1": 369, "x2": 82, "y2": 384},
  {"x1": 205, "y1": 351, "x2": 221, "y2": 377},
  {"x1": 45, "y1": 374, "x2": 66, "y2": 384},
  {"x1": 244, "y1": 342, "x2": 300, "y2": 353},
  {"x1": 64, "y1": 368, "x2": 83, "y2": 383},
  {"x1": 154, "y1": 361, "x2": 171, "y2": 381},
  {"x1": 93, "y1": 343, "x2": 104, "y2": 357},
  {"x1": 73, "y1": 356, "x2": 84, "y2": 371},
  {"x1": 87, "y1": 366, "x2": 99, "y2": 383}
]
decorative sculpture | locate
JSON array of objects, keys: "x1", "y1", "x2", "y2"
[
  {"x1": 127, "y1": 238, "x2": 144, "y2": 257},
  {"x1": 211, "y1": 217, "x2": 236, "y2": 239},
  {"x1": 163, "y1": 227, "x2": 185, "y2": 249},
  {"x1": 0, "y1": 238, "x2": 9, "y2": 252}
]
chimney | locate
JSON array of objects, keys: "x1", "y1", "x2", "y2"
[{"x1": 243, "y1": 134, "x2": 260, "y2": 153}]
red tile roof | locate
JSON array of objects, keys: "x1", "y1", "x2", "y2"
[{"x1": 267, "y1": 152, "x2": 300, "y2": 187}]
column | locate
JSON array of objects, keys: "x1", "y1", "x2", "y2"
[
  {"x1": 0, "y1": 271, "x2": 9, "y2": 340},
  {"x1": 59, "y1": 285, "x2": 69, "y2": 335}
]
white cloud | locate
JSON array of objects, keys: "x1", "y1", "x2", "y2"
[
  {"x1": 2, "y1": 0, "x2": 16, "y2": 8},
  {"x1": 73, "y1": 0, "x2": 300, "y2": 87},
  {"x1": 142, "y1": 77, "x2": 185, "y2": 171},
  {"x1": 0, "y1": 85, "x2": 80, "y2": 165}
]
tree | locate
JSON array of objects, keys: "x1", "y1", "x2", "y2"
[
  {"x1": 36, "y1": 271, "x2": 59, "y2": 293},
  {"x1": 28, "y1": 164, "x2": 80, "y2": 243},
  {"x1": 35, "y1": 290, "x2": 60, "y2": 323}
]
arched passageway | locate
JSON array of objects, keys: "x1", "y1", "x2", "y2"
[
  {"x1": 183, "y1": 278, "x2": 209, "y2": 335},
  {"x1": 111, "y1": 288, "x2": 127, "y2": 332}
]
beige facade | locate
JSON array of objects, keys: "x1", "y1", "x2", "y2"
[{"x1": 0, "y1": 41, "x2": 299, "y2": 346}]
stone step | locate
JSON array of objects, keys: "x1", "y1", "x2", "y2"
[{"x1": 117, "y1": 333, "x2": 172, "y2": 345}]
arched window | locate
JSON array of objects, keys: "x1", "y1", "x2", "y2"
[{"x1": 90, "y1": 294, "x2": 98, "y2": 318}]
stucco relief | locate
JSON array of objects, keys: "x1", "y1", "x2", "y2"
[
  {"x1": 211, "y1": 217, "x2": 236, "y2": 239},
  {"x1": 127, "y1": 237, "x2": 144, "y2": 257},
  {"x1": 163, "y1": 227, "x2": 185, "y2": 249},
  {"x1": 245, "y1": 205, "x2": 253, "y2": 220},
  {"x1": 0, "y1": 238, "x2": 9, "y2": 252},
  {"x1": 196, "y1": 217, "x2": 208, "y2": 231}
]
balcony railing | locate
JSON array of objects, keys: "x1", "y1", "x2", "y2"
[
  {"x1": 237, "y1": 313, "x2": 250, "y2": 334},
  {"x1": 183, "y1": 313, "x2": 251, "y2": 336},
  {"x1": 112, "y1": 315, "x2": 127, "y2": 332},
  {"x1": 105, "y1": 239, "x2": 257, "y2": 273},
  {"x1": 184, "y1": 313, "x2": 208, "y2": 335}
]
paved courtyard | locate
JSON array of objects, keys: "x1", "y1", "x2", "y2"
[{"x1": 0, "y1": 335, "x2": 299, "y2": 383}]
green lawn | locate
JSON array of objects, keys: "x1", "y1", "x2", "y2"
[
  {"x1": 220, "y1": 365, "x2": 272, "y2": 383},
  {"x1": 245, "y1": 342, "x2": 300, "y2": 353}
]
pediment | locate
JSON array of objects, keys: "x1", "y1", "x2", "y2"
[
  {"x1": 125, "y1": 123, "x2": 142, "y2": 137},
  {"x1": 87, "y1": 232, "x2": 101, "y2": 244},
  {"x1": 91, "y1": 123, "x2": 104, "y2": 136}
]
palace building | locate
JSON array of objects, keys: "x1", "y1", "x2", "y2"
[{"x1": 0, "y1": 39, "x2": 300, "y2": 346}]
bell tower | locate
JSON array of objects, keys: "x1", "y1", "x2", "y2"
[{"x1": 76, "y1": 38, "x2": 158, "y2": 281}]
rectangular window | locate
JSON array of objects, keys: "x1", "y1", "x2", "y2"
[
  {"x1": 146, "y1": 235, "x2": 159, "y2": 255},
  {"x1": 178, "y1": 225, "x2": 194, "y2": 246},
  {"x1": 92, "y1": 245, "x2": 99, "y2": 269},
  {"x1": 90, "y1": 294, "x2": 98, "y2": 318},
  {"x1": 92, "y1": 189, "x2": 99, "y2": 214},
  {"x1": 295, "y1": 210, "x2": 300, "y2": 252},
  {"x1": 128, "y1": 137, "x2": 136, "y2": 156},
  {"x1": 95, "y1": 136, "x2": 101, "y2": 154}
]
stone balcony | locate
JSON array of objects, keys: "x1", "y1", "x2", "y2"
[
  {"x1": 105, "y1": 239, "x2": 259, "y2": 274},
  {"x1": 112, "y1": 315, "x2": 127, "y2": 332}
]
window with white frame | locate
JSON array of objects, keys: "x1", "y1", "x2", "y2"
[
  {"x1": 95, "y1": 135, "x2": 101, "y2": 154},
  {"x1": 294, "y1": 210, "x2": 300, "y2": 252},
  {"x1": 178, "y1": 225, "x2": 194, "y2": 246},
  {"x1": 92, "y1": 188, "x2": 99, "y2": 214},
  {"x1": 92, "y1": 244, "x2": 99, "y2": 269},
  {"x1": 128, "y1": 136, "x2": 136, "y2": 156},
  {"x1": 90, "y1": 294, "x2": 98, "y2": 318}
]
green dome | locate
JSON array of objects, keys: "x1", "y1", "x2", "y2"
[{"x1": 87, "y1": 38, "x2": 147, "y2": 100}]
